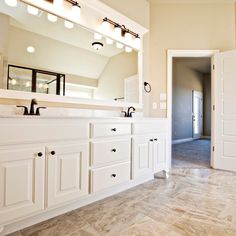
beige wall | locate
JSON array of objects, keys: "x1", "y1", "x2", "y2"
[
  {"x1": 150, "y1": 2, "x2": 235, "y2": 117},
  {"x1": 94, "y1": 51, "x2": 138, "y2": 101},
  {"x1": 172, "y1": 58, "x2": 204, "y2": 140}
]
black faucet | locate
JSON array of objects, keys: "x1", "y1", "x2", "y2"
[
  {"x1": 122, "y1": 106, "x2": 136, "y2": 118},
  {"x1": 17, "y1": 99, "x2": 46, "y2": 116}
]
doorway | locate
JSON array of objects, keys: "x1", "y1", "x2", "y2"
[{"x1": 167, "y1": 50, "x2": 219, "y2": 170}]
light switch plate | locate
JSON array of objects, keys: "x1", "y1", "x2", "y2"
[
  {"x1": 160, "y1": 93, "x2": 167, "y2": 101},
  {"x1": 152, "y1": 102, "x2": 157, "y2": 110},
  {"x1": 160, "y1": 102, "x2": 167, "y2": 110}
]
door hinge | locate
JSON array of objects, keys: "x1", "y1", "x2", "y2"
[
  {"x1": 213, "y1": 146, "x2": 215, "y2": 152},
  {"x1": 213, "y1": 105, "x2": 215, "y2": 111},
  {"x1": 213, "y1": 64, "x2": 215, "y2": 70}
]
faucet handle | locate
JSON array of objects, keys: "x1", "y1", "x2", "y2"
[
  {"x1": 16, "y1": 106, "x2": 29, "y2": 115},
  {"x1": 36, "y1": 107, "x2": 46, "y2": 116}
]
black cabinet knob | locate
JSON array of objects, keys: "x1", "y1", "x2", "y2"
[
  {"x1": 111, "y1": 149, "x2": 117, "y2": 152},
  {"x1": 111, "y1": 174, "x2": 116, "y2": 178},
  {"x1": 111, "y1": 128, "x2": 117, "y2": 132},
  {"x1": 154, "y1": 138, "x2": 158, "y2": 141},
  {"x1": 149, "y1": 139, "x2": 154, "y2": 142},
  {"x1": 51, "y1": 151, "x2": 56, "y2": 156},
  {"x1": 37, "y1": 152, "x2": 43, "y2": 157}
]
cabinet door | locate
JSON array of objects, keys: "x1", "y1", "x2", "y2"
[
  {"x1": 132, "y1": 136, "x2": 153, "y2": 179},
  {"x1": 153, "y1": 134, "x2": 167, "y2": 173},
  {"x1": 0, "y1": 146, "x2": 45, "y2": 225},
  {"x1": 47, "y1": 143, "x2": 89, "y2": 208}
]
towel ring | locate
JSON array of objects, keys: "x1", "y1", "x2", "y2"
[{"x1": 144, "y1": 82, "x2": 152, "y2": 93}]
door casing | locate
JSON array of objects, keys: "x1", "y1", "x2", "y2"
[{"x1": 167, "y1": 49, "x2": 219, "y2": 170}]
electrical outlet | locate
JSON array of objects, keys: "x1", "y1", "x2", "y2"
[
  {"x1": 160, "y1": 93, "x2": 167, "y2": 101},
  {"x1": 152, "y1": 102, "x2": 157, "y2": 110},
  {"x1": 160, "y1": 102, "x2": 167, "y2": 110}
]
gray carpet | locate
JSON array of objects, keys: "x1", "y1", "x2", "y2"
[{"x1": 172, "y1": 139, "x2": 211, "y2": 168}]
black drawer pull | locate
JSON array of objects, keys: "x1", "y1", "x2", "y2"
[
  {"x1": 51, "y1": 151, "x2": 56, "y2": 156},
  {"x1": 111, "y1": 174, "x2": 117, "y2": 178},
  {"x1": 149, "y1": 139, "x2": 154, "y2": 142},
  {"x1": 37, "y1": 152, "x2": 43, "y2": 157},
  {"x1": 111, "y1": 149, "x2": 117, "y2": 152},
  {"x1": 154, "y1": 138, "x2": 158, "y2": 141},
  {"x1": 111, "y1": 128, "x2": 117, "y2": 132}
]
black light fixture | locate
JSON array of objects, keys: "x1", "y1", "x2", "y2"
[
  {"x1": 92, "y1": 42, "x2": 103, "y2": 50},
  {"x1": 102, "y1": 17, "x2": 141, "y2": 48}
]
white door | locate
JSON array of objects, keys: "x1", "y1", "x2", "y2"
[
  {"x1": 132, "y1": 136, "x2": 153, "y2": 179},
  {"x1": 153, "y1": 134, "x2": 167, "y2": 173},
  {"x1": 192, "y1": 91, "x2": 203, "y2": 139},
  {"x1": 0, "y1": 145, "x2": 45, "y2": 225},
  {"x1": 47, "y1": 142, "x2": 89, "y2": 207},
  {"x1": 214, "y1": 50, "x2": 236, "y2": 172}
]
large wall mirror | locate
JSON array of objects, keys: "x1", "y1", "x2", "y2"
[{"x1": 0, "y1": 1, "x2": 141, "y2": 105}]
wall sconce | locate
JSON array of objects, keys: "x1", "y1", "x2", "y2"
[{"x1": 102, "y1": 17, "x2": 141, "y2": 49}]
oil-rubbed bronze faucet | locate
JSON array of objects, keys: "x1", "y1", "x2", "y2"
[
  {"x1": 16, "y1": 99, "x2": 46, "y2": 116},
  {"x1": 122, "y1": 106, "x2": 136, "y2": 118}
]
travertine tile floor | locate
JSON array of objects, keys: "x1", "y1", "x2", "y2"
[{"x1": 9, "y1": 168, "x2": 236, "y2": 236}]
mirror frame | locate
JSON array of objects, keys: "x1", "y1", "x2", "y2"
[{"x1": 0, "y1": 0, "x2": 148, "y2": 109}]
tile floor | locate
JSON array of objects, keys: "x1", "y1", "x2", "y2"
[{"x1": 8, "y1": 168, "x2": 236, "y2": 236}]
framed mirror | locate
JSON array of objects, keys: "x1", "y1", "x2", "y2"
[{"x1": 0, "y1": 0, "x2": 142, "y2": 107}]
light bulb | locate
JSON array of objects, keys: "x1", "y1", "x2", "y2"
[
  {"x1": 64, "y1": 20, "x2": 74, "y2": 29},
  {"x1": 27, "y1": 5, "x2": 39, "y2": 15},
  {"x1": 47, "y1": 13, "x2": 58, "y2": 22},
  {"x1": 116, "y1": 42, "x2": 124, "y2": 49},
  {"x1": 71, "y1": 4, "x2": 81, "y2": 20},
  {"x1": 11, "y1": 79, "x2": 17, "y2": 85},
  {"x1": 106, "y1": 38, "x2": 113, "y2": 45},
  {"x1": 125, "y1": 46, "x2": 132, "y2": 53},
  {"x1": 25, "y1": 81, "x2": 31, "y2": 88},
  {"x1": 125, "y1": 32, "x2": 132, "y2": 43},
  {"x1": 114, "y1": 26, "x2": 122, "y2": 38},
  {"x1": 134, "y1": 37, "x2": 141, "y2": 49},
  {"x1": 94, "y1": 33, "x2": 102, "y2": 40},
  {"x1": 102, "y1": 20, "x2": 110, "y2": 32},
  {"x1": 4, "y1": 0, "x2": 17, "y2": 7},
  {"x1": 27, "y1": 46, "x2": 35, "y2": 53}
]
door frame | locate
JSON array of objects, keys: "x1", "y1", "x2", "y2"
[{"x1": 167, "y1": 49, "x2": 219, "y2": 170}]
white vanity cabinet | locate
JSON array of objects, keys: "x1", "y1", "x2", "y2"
[
  {"x1": 0, "y1": 145, "x2": 45, "y2": 225},
  {"x1": 132, "y1": 120, "x2": 168, "y2": 179},
  {"x1": 90, "y1": 122, "x2": 132, "y2": 193},
  {"x1": 46, "y1": 142, "x2": 89, "y2": 208}
]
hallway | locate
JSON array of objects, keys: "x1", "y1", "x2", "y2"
[{"x1": 172, "y1": 139, "x2": 211, "y2": 168}]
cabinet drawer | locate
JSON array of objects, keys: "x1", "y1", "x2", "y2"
[
  {"x1": 91, "y1": 123, "x2": 131, "y2": 138},
  {"x1": 91, "y1": 162, "x2": 130, "y2": 192},
  {"x1": 91, "y1": 139, "x2": 131, "y2": 166}
]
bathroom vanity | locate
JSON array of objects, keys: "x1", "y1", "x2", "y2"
[{"x1": 0, "y1": 117, "x2": 168, "y2": 234}]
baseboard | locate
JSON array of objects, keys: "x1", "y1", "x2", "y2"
[
  {"x1": 2, "y1": 174, "x2": 154, "y2": 236},
  {"x1": 172, "y1": 138, "x2": 194, "y2": 145}
]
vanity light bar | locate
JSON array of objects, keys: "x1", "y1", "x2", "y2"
[
  {"x1": 65, "y1": 0, "x2": 81, "y2": 8},
  {"x1": 103, "y1": 17, "x2": 140, "y2": 39}
]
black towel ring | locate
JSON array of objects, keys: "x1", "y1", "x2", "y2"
[{"x1": 144, "y1": 82, "x2": 152, "y2": 93}]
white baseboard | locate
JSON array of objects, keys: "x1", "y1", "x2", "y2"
[
  {"x1": 2, "y1": 174, "x2": 154, "y2": 236},
  {"x1": 172, "y1": 138, "x2": 194, "y2": 145}
]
